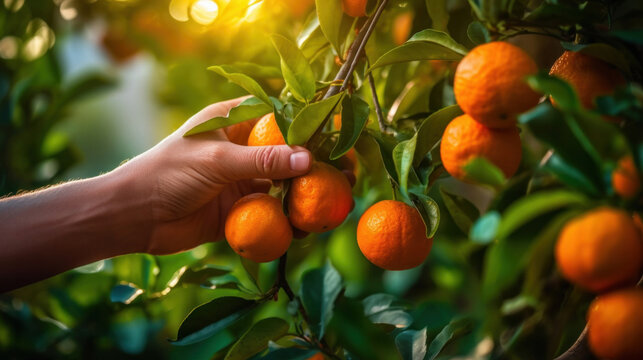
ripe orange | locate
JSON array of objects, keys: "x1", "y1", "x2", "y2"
[
  {"x1": 224, "y1": 193, "x2": 292, "y2": 263},
  {"x1": 440, "y1": 114, "x2": 522, "y2": 181},
  {"x1": 342, "y1": 0, "x2": 367, "y2": 17},
  {"x1": 612, "y1": 156, "x2": 640, "y2": 200},
  {"x1": 555, "y1": 207, "x2": 643, "y2": 293},
  {"x1": 549, "y1": 51, "x2": 626, "y2": 109},
  {"x1": 288, "y1": 162, "x2": 353, "y2": 233},
  {"x1": 247, "y1": 113, "x2": 286, "y2": 146},
  {"x1": 284, "y1": 0, "x2": 315, "y2": 18},
  {"x1": 307, "y1": 353, "x2": 325, "y2": 360},
  {"x1": 224, "y1": 121, "x2": 254, "y2": 145},
  {"x1": 357, "y1": 200, "x2": 433, "y2": 270},
  {"x1": 392, "y1": 12, "x2": 413, "y2": 46},
  {"x1": 454, "y1": 41, "x2": 540, "y2": 128},
  {"x1": 587, "y1": 288, "x2": 643, "y2": 360}
]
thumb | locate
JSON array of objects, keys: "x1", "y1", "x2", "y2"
[{"x1": 218, "y1": 144, "x2": 312, "y2": 181}]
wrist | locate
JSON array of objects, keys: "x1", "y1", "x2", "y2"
[{"x1": 101, "y1": 162, "x2": 156, "y2": 255}]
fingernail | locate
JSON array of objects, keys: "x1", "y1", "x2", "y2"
[{"x1": 290, "y1": 152, "x2": 311, "y2": 172}]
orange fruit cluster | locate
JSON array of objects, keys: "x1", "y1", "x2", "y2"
[
  {"x1": 223, "y1": 115, "x2": 354, "y2": 263},
  {"x1": 612, "y1": 155, "x2": 641, "y2": 200},
  {"x1": 442, "y1": 41, "x2": 537, "y2": 182},
  {"x1": 555, "y1": 207, "x2": 643, "y2": 359},
  {"x1": 549, "y1": 51, "x2": 626, "y2": 110}
]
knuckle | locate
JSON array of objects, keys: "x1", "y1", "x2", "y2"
[{"x1": 255, "y1": 146, "x2": 279, "y2": 175}]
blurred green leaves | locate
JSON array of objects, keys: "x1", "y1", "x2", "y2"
[{"x1": 300, "y1": 261, "x2": 343, "y2": 338}]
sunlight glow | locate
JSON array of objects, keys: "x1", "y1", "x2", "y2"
[{"x1": 190, "y1": 0, "x2": 219, "y2": 25}]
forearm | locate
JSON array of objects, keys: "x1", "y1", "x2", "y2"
[{"x1": 0, "y1": 168, "x2": 153, "y2": 292}]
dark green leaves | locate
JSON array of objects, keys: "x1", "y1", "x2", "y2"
[
  {"x1": 110, "y1": 283, "x2": 143, "y2": 304},
  {"x1": 208, "y1": 66, "x2": 271, "y2": 105},
  {"x1": 439, "y1": 186, "x2": 479, "y2": 236},
  {"x1": 363, "y1": 293, "x2": 413, "y2": 330},
  {"x1": 300, "y1": 262, "x2": 343, "y2": 338},
  {"x1": 410, "y1": 192, "x2": 441, "y2": 238},
  {"x1": 393, "y1": 137, "x2": 418, "y2": 192},
  {"x1": 224, "y1": 317, "x2": 289, "y2": 360},
  {"x1": 184, "y1": 97, "x2": 272, "y2": 136},
  {"x1": 172, "y1": 297, "x2": 257, "y2": 346},
  {"x1": 413, "y1": 105, "x2": 463, "y2": 166},
  {"x1": 330, "y1": 95, "x2": 369, "y2": 160},
  {"x1": 425, "y1": 318, "x2": 473, "y2": 360},
  {"x1": 395, "y1": 328, "x2": 427, "y2": 360},
  {"x1": 270, "y1": 34, "x2": 316, "y2": 102},
  {"x1": 426, "y1": 0, "x2": 449, "y2": 31},
  {"x1": 369, "y1": 30, "x2": 467, "y2": 71},
  {"x1": 467, "y1": 21, "x2": 490, "y2": 45},
  {"x1": 288, "y1": 92, "x2": 344, "y2": 145},
  {"x1": 527, "y1": 73, "x2": 580, "y2": 112}
]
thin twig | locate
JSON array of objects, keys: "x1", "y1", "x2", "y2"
[{"x1": 367, "y1": 62, "x2": 386, "y2": 133}]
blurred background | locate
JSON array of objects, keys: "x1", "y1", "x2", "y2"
[{"x1": 0, "y1": 0, "x2": 599, "y2": 359}]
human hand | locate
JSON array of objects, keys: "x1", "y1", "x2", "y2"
[{"x1": 115, "y1": 97, "x2": 312, "y2": 254}]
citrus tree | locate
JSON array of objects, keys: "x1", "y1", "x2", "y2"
[{"x1": 1, "y1": 0, "x2": 642, "y2": 359}]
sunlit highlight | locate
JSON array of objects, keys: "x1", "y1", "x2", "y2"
[{"x1": 190, "y1": 0, "x2": 219, "y2": 25}]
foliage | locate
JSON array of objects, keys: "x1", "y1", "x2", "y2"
[{"x1": 2, "y1": 0, "x2": 643, "y2": 359}]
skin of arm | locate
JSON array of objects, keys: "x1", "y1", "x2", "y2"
[{"x1": 0, "y1": 97, "x2": 313, "y2": 292}]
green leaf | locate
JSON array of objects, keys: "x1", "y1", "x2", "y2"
[
  {"x1": 316, "y1": 0, "x2": 345, "y2": 55},
  {"x1": 526, "y1": 73, "x2": 580, "y2": 112},
  {"x1": 273, "y1": 105, "x2": 291, "y2": 144},
  {"x1": 172, "y1": 297, "x2": 257, "y2": 346},
  {"x1": 542, "y1": 153, "x2": 601, "y2": 196},
  {"x1": 288, "y1": 92, "x2": 344, "y2": 145},
  {"x1": 426, "y1": 0, "x2": 449, "y2": 31},
  {"x1": 469, "y1": 211, "x2": 501, "y2": 244},
  {"x1": 270, "y1": 34, "x2": 316, "y2": 102},
  {"x1": 439, "y1": 186, "x2": 479, "y2": 236},
  {"x1": 184, "y1": 97, "x2": 272, "y2": 136},
  {"x1": 168, "y1": 265, "x2": 231, "y2": 288},
  {"x1": 395, "y1": 328, "x2": 427, "y2": 360},
  {"x1": 413, "y1": 105, "x2": 463, "y2": 166},
  {"x1": 369, "y1": 30, "x2": 467, "y2": 71},
  {"x1": 426, "y1": 318, "x2": 473, "y2": 360},
  {"x1": 240, "y1": 257, "x2": 261, "y2": 293},
  {"x1": 330, "y1": 95, "x2": 370, "y2": 160},
  {"x1": 224, "y1": 318, "x2": 290, "y2": 360},
  {"x1": 371, "y1": 133, "x2": 401, "y2": 184},
  {"x1": 462, "y1": 157, "x2": 507, "y2": 188},
  {"x1": 410, "y1": 192, "x2": 441, "y2": 238},
  {"x1": 110, "y1": 283, "x2": 143, "y2": 304},
  {"x1": 495, "y1": 190, "x2": 587, "y2": 241},
  {"x1": 393, "y1": 137, "x2": 418, "y2": 193},
  {"x1": 300, "y1": 261, "x2": 343, "y2": 338},
  {"x1": 208, "y1": 66, "x2": 272, "y2": 105},
  {"x1": 363, "y1": 294, "x2": 412, "y2": 330},
  {"x1": 467, "y1": 21, "x2": 489, "y2": 45},
  {"x1": 258, "y1": 348, "x2": 320, "y2": 360},
  {"x1": 519, "y1": 103, "x2": 603, "y2": 190},
  {"x1": 222, "y1": 63, "x2": 282, "y2": 79}
]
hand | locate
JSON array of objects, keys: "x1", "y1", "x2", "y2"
[{"x1": 116, "y1": 97, "x2": 312, "y2": 254}]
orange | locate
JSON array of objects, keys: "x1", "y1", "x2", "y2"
[
  {"x1": 247, "y1": 113, "x2": 286, "y2": 146},
  {"x1": 224, "y1": 121, "x2": 254, "y2": 145},
  {"x1": 587, "y1": 288, "x2": 643, "y2": 360},
  {"x1": 357, "y1": 200, "x2": 433, "y2": 270},
  {"x1": 440, "y1": 114, "x2": 522, "y2": 181},
  {"x1": 549, "y1": 51, "x2": 626, "y2": 109},
  {"x1": 224, "y1": 193, "x2": 292, "y2": 263},
  {"x1": 555, "y1": 207, "x2": 643, "y2": 293},
  {"x1": 284, "y1": 0, "x2": 315, "y2": 18},
  {"x1": 342, "y1": 0, "x2": 367, "y2": 17},
  {"x1": 612, "y1": 156, "x2": 640, "y2": 200},
  {"x1": 306, "y1": 353, "x2": 325, "y2": 360},
  {"x1": 454, "y1": 41, "x2": 540, "y2": 128},
  {"x1": 288, "y1": 162, "x2": 353, "y2": 233},
  {"x1": 392, "y1": 12, "x2": 413, "y2": 46}
]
